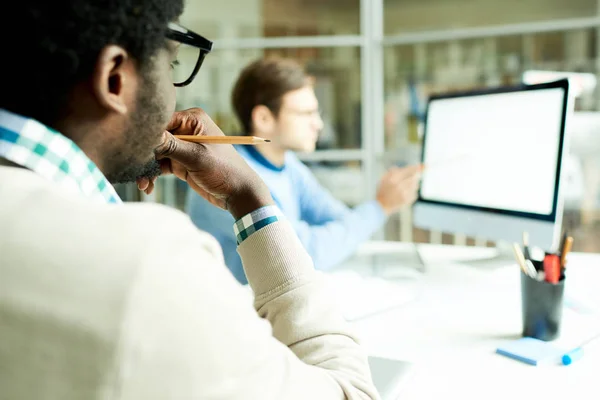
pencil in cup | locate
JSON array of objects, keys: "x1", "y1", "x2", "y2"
[
  {"x1": 560, "y1": 236, "x2": 574, "y2": 270},
  {"x1": 174, "y1": 135, "x2": 270, "y2": 145},
  {"x1": 512, "y1": 243, "x2": 536, "y2": 278}
]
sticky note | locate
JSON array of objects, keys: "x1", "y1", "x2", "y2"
[{"x1": 496, "y1": 337, "x2": 565, "y2": 366}]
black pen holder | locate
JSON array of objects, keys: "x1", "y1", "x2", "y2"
[{"x1": 520, "y1": 270, "x2": 565, "y2": 341}]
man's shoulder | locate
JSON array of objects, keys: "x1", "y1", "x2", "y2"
[
  {"x1": 0, "y1": 168, "x2": 231, "y2": 390},
  {"x1": 0, "y1": 166, "x2": 220, "y2": 255},
  {"x1": 284, "y1": 152, "x2": 320, "y2": 184},
  {"x1": 284, "y1": 151, "x2": 302, "y2": 166}
]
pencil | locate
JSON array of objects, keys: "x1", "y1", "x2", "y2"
[
  {"x1": 522, "y1": 231, "x2": 531, "y2": 260},
  {"x1": 512, "y1": 243, "x2": 529, "y2": 276},
  {"x1": 174, "y1": 135, "x2": 270, "y2": 145},
  {"x1": 559, "y1": 231, "x2": 568, "y2": 254},
  {"x1": 560, "y1": 236, "x2": 574, "y2": 269}
]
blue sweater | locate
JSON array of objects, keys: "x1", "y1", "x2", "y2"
[{"x1": 185, "y1": 145, "x2": 386, "y2": 284}]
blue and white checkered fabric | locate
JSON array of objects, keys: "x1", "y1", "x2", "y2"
[
  {"x1": 0, "y1": 109, "x2": 122, "y2": 204},
  {"x1": 233, "y1": 205, "x2": 284, "y2": 244}
]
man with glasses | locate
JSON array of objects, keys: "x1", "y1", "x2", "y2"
[
  {"x1": 187, "y1": 58, "x2": 423, "y2": 284},
  {"x1": 0, "y1": 1, "x2": 378, "y2": 399}
]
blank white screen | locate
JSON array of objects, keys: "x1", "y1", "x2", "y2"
[{"x1": 420, "y1": 88, "x2": 565, "y2": 216}]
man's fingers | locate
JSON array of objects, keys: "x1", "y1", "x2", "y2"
[
  {"x1": 385, "y1": 165, "x2": 413, "y2": 176},
  {"x1": 165, "y1": 108, "x2": 202, "y2": 134},
  {"x1": 154, "y1": 132, "x2": 206, "y2": 171},
  {"x1": 159, "y1": 159, "x2": 173, "y2": 176},
  {"x1": 138, "y1": 176, "x2": 158, "y2": 195},
  {"x1": 165, "y1": 108, "x2": 225, "y2": 139},
  {"x1": 407, "y1": 174, "x2": 422, "y2": 187},
  {"x1": 137, "y1": 177, "x2": 150, "y2": 191},
  {"x1": 406, "y1": 193, "x2": 418, "y2": 205},
  {"x1": 393, "y1": 165, "x2": 423, "y2": 183},
  {"x1": 145, "y1": 180, "x2": 154, "y2": 195},
  {"x1": 159, "y1": 156, "x2": 191, "y2": 184},
  {"x1": 399, "y1": 164, "x2": 423, "y2": 177}
]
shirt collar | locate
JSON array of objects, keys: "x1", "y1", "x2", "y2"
[
  {"x1": 0, "y1": 109, "x2": 122, "y2": 204},
  {"x1": 241, "y1": 144, "x2": 285, "y2": 172}
]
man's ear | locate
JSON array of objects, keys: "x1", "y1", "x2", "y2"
[
  {"x1": 251, "y1": 105, "x2": 276, "y2": 134},
  {"x1": 91, "y1": 45, "x2": 137, "y2": 114}
]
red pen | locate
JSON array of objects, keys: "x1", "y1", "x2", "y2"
[{"x1": 543, "y1": 255, "x2": 561, "y2": 284}]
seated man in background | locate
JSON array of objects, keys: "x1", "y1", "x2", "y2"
[
  {"x1": 187, "y1": 58, "x2": 422, "y2": 284},
  {"x1": 0, "y1": 1, "x2": 378, "y2": 398}
]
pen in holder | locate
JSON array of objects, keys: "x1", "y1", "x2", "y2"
[
  {"x1": 520, "y1": 270, "x2": 565, "y2": 341},
  {"x1": 515, "y1": 232, "x2": 573, "y2": 342}
]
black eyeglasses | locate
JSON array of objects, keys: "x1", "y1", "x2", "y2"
[{"x1": 165, "y1": 22, "x2": 213, "y2": 87}]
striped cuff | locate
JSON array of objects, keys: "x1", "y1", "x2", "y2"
[{"x1": 233, "y1": 205, "x2": 284, "y2": 245}]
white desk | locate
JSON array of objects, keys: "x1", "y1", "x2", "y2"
[{"x1": 337, "y1": 242, "x2": 600, "y2": 400}]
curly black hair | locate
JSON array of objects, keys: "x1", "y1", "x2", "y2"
[{"x1": 0, "y1": 0, "x2": 184, "y2": 126}]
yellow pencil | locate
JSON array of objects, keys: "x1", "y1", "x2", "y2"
[
  {"x1": 513, "y1": 242, "x2": 536, "y2": 277},
  {"x1": 174, "y1": 135, "x2": 270, "y2": 145},
  {"x1": 513, "y1": 243, "x2": 528, "y2": 274},
  {"x1": 560, "y1": 236, "x2": 574, "y2": 269}
]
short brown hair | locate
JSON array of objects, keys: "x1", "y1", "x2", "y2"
[{"x1": 232, "y1": 57, "x2": 311, "y2": 134}]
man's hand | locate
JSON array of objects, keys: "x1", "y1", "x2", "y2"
[
  {"x1": 137, "y1": 108, "x2": 273, "y2": 220},
  {"x1": 376, "y1": 165, "x2": 423, "y2": 215}
]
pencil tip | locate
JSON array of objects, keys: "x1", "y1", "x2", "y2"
[{"x1": 264, "y1": 139, "x2": 271, "y2": 143}]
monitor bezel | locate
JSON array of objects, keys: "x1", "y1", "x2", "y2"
[{"x1": 417, "y1": 78, "x2": 570, "y2": 223}]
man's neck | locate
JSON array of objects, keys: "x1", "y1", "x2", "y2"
[{"x1": 252, "y1": 138, "x2": 286, "y2": 167}]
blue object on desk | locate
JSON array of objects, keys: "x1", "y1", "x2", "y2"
[
  {"x1": 496, "y1": 337, "x2": 564, "y2": 365},
  {"x1": 561, "y1": 332, "x2": 600, "y2": 365},
  {"x1": 562, "y1": 347, "x2": 584, "y2": 365}
]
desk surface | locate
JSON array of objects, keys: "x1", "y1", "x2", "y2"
[{"x1": 339, "y1": 242, "x2": 600, "y2": 400}]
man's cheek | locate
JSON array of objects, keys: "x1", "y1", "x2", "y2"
[
  {"x1": 167, "y1": 87, "x2": 176, "y2": 114},
  {"x1": 163, "y1": 80, "x2": 177, "y2": 120}
]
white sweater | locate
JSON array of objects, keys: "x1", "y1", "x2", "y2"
[{"x1": 0, "y1": 165, "x2": 379, "y2": 400}]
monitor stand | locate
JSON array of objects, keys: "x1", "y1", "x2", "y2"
[
  {"x1": 457, "y1": 241, "x2": 517, "y2": 269},
  {"x1": 344, "y1": 240, "x2": 518, "y2": 279},
  {"x1": 357, "y1": 243, "x2": 428, "y2": 280}
]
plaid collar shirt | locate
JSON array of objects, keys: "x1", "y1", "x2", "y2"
[{"x1": 0, "y1": 109, "x2": 121, "y2": 205}]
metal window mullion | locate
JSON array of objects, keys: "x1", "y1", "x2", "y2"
[
  {"x1": 361, "y1": 0, "x2": 386, "y2": 238},
  {"x1": 360, "y1": 0, "x2": 374, "y2": 203},
  {"x1": 597, "y1": 0, "x2": 600, "y2": 111}
]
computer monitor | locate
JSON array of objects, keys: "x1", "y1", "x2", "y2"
[{"x1": 414, "y1": 79, "x2": 572, "y2": 253}]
